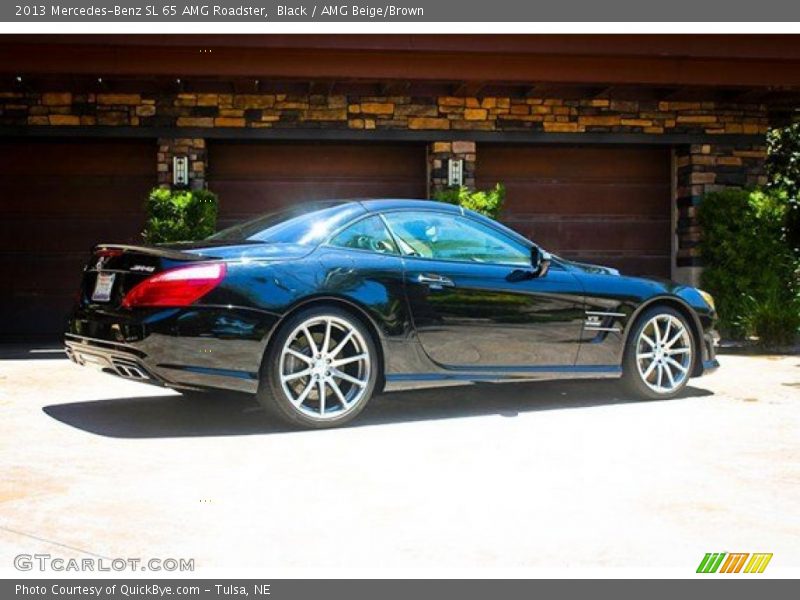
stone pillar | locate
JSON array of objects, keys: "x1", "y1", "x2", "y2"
[
  {"x1": 673, "y1": 142, "x2": 767, "y2": 285},
  {"x1": 427, "y1": 141, "x2": 477, "y2": 197},
  {"x1": 157, "y1": 137, "x2": 207, "y2": 191}
]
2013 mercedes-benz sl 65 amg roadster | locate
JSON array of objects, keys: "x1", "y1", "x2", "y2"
[{"x1": 65, "y1": 199, "x2": 719, "y2": 428}]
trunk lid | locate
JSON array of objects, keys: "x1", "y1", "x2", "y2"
[
  {"x1": 77, "y1": 241, "x2": 313, "y2": 309},
  {"x1": 79, "y1": 244, "x2": 211, "y2": 309}
]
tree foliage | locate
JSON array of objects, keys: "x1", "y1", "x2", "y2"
[
  {"x1": 143, "y1": 187, "x2": 219, "y2": 244},
  {"x1": 698, "y1": 188, "x2": 799, "y2": 345},
  {"x1": 767, "y1": 124, "x2": 800, "y2": 255},
  {"x1": 433, "y1": 183, "x2": 505, "y2": 219}
]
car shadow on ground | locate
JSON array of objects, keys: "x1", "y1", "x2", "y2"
[
  {"x1": 0, "y1": 344, "x2": 66, "y2": 360},
  {"x1": 42, "y1": 379, "x2": 713, "y2": 439}
]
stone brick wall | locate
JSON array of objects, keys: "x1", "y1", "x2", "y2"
[
  {"x1": 157, "y1": 137, "x2": 207, "y2": 190},
  {"x1": 0, "y1": 91, "x2": 769, "y2": 135},
  {"x1": 428, "y1": 141, "x2": 476, "y2": 195},
  {"x1": 675, "y1": 143, "x2": 768, "y2": 270}
]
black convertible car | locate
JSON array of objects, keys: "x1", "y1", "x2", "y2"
[{"x1": 66, "y1": 199, "x2": 719, "y2": 428}]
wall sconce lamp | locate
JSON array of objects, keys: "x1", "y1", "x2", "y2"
[
  {"x1": 173, "y1": 156, "x2": 189, "y2": 188},
  {"x1": 447, "y1": 158, "x2": 464, "y2": 187}
]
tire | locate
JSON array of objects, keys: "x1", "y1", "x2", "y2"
[
  {"x1": 621, "y1": 305, "x2": 696, "y2": 400},
  {"x1": 257, "y1": 306, "x2": 379, "y2": 429}
]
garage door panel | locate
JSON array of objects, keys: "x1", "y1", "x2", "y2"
[
  {"x1": 211, "y1": 143, "x2": 425, "y2": 179},
  {"x1": 0, "y1": 216, "x2": 144, "y2": 253},
  {"x1": 0, "y1": 255, "x2": 86, "y2": 298},
  {"x1": 502, "y1": 183, "x2": 670, "y2": 217},
  {"x1": 208, "y1": 142, "x2": 427, "y2": 223},
  {"x1": 0, "y1": 139, "x2": 155, "y2": 339},
  {"x1": 1, "y1": 140, "x2": 154, "y2": 178},
  {"x1": 478, "y1": 145, "x2": 671, "y2": 277},
  {"x1": 507, "y1": 219, "x2": 671, "y2": 253},
  {"x1": 211, "y1": 179, "x2": 425, "y2": 215},
  {"x1": 0, "y1": 294, "x2": 76, "y2": 338},
  {"x1": 0, "y1": 177, "x2": 154, "y2": 214},
  {"x1": 480, "y1": 146, "x2": 669, "y2": 181}
]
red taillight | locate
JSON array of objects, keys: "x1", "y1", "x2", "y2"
[{"x1": 121, "y1": 263, "x2": 226, "y2": 309}]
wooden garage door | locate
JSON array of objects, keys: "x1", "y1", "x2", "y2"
[
  {"x1": 208, "y1": 142, "x2": 427, "y2": 229},
  {"x1": 477, "y1": 145, "x2": 672, "y2": 277},
  {"x1": 0, "y1": 139, "x2": 155, "y2": 339}
]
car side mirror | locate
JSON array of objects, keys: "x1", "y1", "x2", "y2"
[{"x1": 531, "y1": 246, "x2": 552, "y2": 278}]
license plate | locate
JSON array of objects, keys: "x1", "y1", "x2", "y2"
[{"x1": 91, "y1": 273, "x2": 116, "y2": 302}]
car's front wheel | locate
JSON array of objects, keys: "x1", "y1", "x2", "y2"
[
  {"x1": 258, "y1": 306, "x2": 378, "y2": 428},
  {"x1": 622, "y1": 306, "x2": 696, "y2": 399}
]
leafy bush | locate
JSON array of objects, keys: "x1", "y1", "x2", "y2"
[
  {"x1": 698, "y1": 188, "x2": 800, "y2": 345},
  {"x1": 142, "y1": 187, "x2": 219, "y2": 244},
  {"x1": 736, "y1": 288, "x2": 800, "y2": 348},
  {"x1": 433, "y1": 183, "x2": 505, "y2": 219},
  {"x1": 767, "y1": 124, "x2": 800, "y2": 255}
]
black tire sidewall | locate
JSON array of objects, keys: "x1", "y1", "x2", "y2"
[
  {"x1": 622, "y1": 306, "x2": 696, "y2": 400},
  {"x1": 258, "y1": 306, "x2": 378, "y2": 428}
]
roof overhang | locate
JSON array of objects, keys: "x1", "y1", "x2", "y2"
[{"x1": 2, "y1": 34, "x2": 800, "y2": 109}]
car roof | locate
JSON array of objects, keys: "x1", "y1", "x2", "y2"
[
  {"x1": 357, "y1": 199, "x2": 462, "y2": 214},
  {"x1": 282, "y1": 198, "x2": 461, "y2": 215}
]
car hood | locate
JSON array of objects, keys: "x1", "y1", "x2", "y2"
[
  {"x1": 556, "y1": 255, "x2": 711, "y2": 314},
  {"x1": 556, "y1": 256, "x2": 621, "y2": 277},
  {"x1": 558, "y1": 254, "x2": 686, "y2": 289}
]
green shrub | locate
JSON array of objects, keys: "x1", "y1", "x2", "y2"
[
  {"x1": 698, "y1": 187, "x2": 799, "y2": 346},
  {"x1": 736, "y1": 289, "x2": 800, "y2": 348},
  {"x1": 433, "y1": 183, "x2": 505, "y2": 219},
  {"x1": 143, "y1": 187, "x2": 219, "y2": 244},
  {"x1": 767, "y1": 124, "x2": 800, "y2": 255}
]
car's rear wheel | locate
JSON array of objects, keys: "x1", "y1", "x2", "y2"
[
  {"x1": 622, "y1": 306, "x2": 695, "y2": 399},
  {"x1": 258, "y1": 306, "x2": 378, "y2": 428}
]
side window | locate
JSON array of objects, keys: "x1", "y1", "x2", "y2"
[
  {"x1": 329, "y1": 215, "x2": 399, "y2": 255},
  {"x1": 383, "y1": 212, "x2": 530, "y2": 265}
]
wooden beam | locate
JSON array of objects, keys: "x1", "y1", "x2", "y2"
[
  {"x1": 308, "y1": 81, "x2": 335, "y2": 96},
  {"x1": 724, "y1": 87, "x2": 771, "y2": 104},
  {"x1": 525, "y1": 84, "x2": 606, "y2": 99},
  {"x1": 0, "y1": 124, "x2": 767, "y2": 147},
  {"x1": 656, "y1": 87, "x2": 690, "y2": 101},
  {"x1": 524, "y1": 84, "x2": 546, "y2": 98},
  {"x1": 592, "y1": 86, "x2": 615, "y2": 99},
  {"x1": 232, "y1": 78, "x2": 259, "y2": 94},
  {"x1": 451, "y1": 81, "x2": 485, "y2": 97},
  {"x1": 11, "y1": 34, "x2": 800, "y2": 62},
  {"x1": 5, "y1": 41, "x2": 800, "y2": 89},
  {"x1": 381, "y1": 81, "x2": 411, "y2": 96}
]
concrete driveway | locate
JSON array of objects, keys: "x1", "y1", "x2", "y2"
[{"x1": 0, "y1": 348, "x2": 798, "y2": 575}]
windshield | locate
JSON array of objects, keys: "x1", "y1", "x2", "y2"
[{"x1": 208, "y1": 201, "x2": 365, "y2": 245}]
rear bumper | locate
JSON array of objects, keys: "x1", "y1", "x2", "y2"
[
  {"x1": 65, "y1": 304, "x2": 278, "y2": 395},
  {"x1": 65, "y1": 333, "x2": 260, "y2": 394},
  {"x1": 65, "y1": 337, "x2": 159, "y2": 385}
]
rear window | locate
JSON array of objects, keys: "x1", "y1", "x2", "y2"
[{"x1": 208, "y1": 202, "x2": 365, "y2": 245}]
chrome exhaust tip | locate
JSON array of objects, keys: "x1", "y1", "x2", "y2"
[{"x1": 111, "y1": 360, "x2": 151, "y2": 381}]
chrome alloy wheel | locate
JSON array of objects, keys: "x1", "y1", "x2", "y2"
[
  {"x1": 279, "y1": 315, "x2": 371, "y2": 420},
  {"x1": 635, "y1": 314, "x2": 693, "y2": 394}
]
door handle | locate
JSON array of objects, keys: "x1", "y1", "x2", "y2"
[{"x1": 417, "y1": 273, "x2": 455, "y2": 288}]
